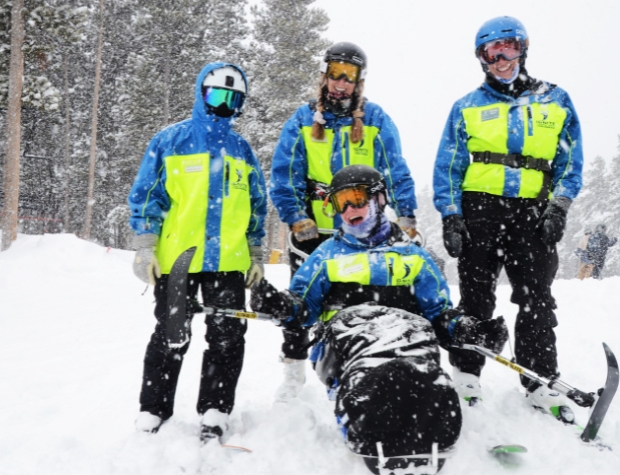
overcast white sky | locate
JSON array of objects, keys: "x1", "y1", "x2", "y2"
[{"x1": 312, "y1": 0, "x2": 620, "y2": 190}]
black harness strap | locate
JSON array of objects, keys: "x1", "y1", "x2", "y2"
[{"x1": 472, "y1": 151, "x2": 552, "y2": 201}]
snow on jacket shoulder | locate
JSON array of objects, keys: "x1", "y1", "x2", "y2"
[
  {"x1": 433, "y1": 81, "x2": 583, "y2": 218},
  {"x1": 128, "y1": 62, "x2": 267, "y2": 274},
  {"x1": 270, "y1": 101, "x2": 417, "y2": 227}
]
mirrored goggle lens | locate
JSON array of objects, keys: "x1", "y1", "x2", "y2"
[
  {"x1": 203, "y1": 87, "x2": 245, "y2": 110},
  {"x1": 326, "y1": 61, "x2": 360, "y2": 83},
  {"x1": 479, "y1": 38, "x2": 523, "y2": 64},
  {"x1": 331, "y1": 186, "x2": 369, "y2": 213}
]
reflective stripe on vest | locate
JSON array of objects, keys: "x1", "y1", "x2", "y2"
[
  {"x1": 156, "y1": 153, "x2": 251, "y2": 274},
  {"x1": 319, "y1": 251, "x2": 424, "y2": 321},
  {"x1": 301, "y1": 125, "x2": 378, "y2": 229},
  {"x1": 461, "y1": 102, "x2": 566, "y2": 198}
]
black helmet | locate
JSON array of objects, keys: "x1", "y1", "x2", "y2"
[
  {"x1": 321, "y1": 42, "x2": 367, "y2": 79},
  {"x1": 329, "y1": 165, "x2": 386, "y2": 199},
  {"x1": 323, "y1": 165, "x2": 388, "y2": 217}
]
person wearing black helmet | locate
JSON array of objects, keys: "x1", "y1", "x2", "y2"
[
  {"x1": 433, "y1": 16, "x2": 584, "y2": 420},
  {"x1": 251, "y1": 165, "x2": 507, "y2": 474},
  {"x1": 269, "y1": 42, "x2": 418, "y2": 401}
]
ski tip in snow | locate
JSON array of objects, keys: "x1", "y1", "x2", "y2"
[
  {"x1": 220, "y1": 443, "x2": 252, "y2": 453},
  {"x1": 488, "y1": 444, "x2": 528, "y2": 454}
]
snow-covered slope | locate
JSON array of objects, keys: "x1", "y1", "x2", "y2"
[{"x1": 0, "y1": 234, "x2": 619, "y2": 474}]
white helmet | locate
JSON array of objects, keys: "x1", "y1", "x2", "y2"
[{"x1": 202, "y1": 66, "x2": 246, "y2": 94}]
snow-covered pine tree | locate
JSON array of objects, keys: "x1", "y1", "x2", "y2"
[
  {"x1": 0, "y1": 0, "x2": 87, "y2": 249},
  {"x1": 240, "y1": 0, "x2": 330, "y2": 254}
]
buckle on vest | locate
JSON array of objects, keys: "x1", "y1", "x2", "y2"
[{"x1": 482, "y1": 151, "x2": 491, "y2": 164}]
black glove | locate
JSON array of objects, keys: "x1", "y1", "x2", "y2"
[
  {"x1": 442, "y1": 214, "x2": 470, "y2": 258},
  {"x1": 453, "y1": 315, "x2": 508, "y2": 354},
  {"x1": 537, "y1": 197, "x2": 571, "y2": 245},
  {"x1": 250, "y1": 278, "x2": 305, "y2": 328}
]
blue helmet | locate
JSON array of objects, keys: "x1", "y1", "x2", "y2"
[{"x1": 475, "y1": 16, "x2": 528, "y2": 50}]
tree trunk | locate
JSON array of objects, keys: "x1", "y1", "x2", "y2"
[
  {"x1": 1, "y1": 0, "x2": 25, "y2": 251},
  {"x1": 63, "y1": 54, "x2": 71, "y2": 232},
  {"x1": 83, "y1": 0, "x2": 105, "y2": 240}
]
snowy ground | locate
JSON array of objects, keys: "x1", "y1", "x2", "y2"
[{"x1": 0, "y1": 234, "x2": 619, "y2": 475}]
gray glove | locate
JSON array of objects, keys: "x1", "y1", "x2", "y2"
[
  {"x1": 132, "y1": 233, "x2": 161, "y2": 285},
  {"x1": 245, "y1": 245, "x2": 264, "y2": 288},
  {"x1": 292, "y1": 218, "x2": 319, "y2": 242}
]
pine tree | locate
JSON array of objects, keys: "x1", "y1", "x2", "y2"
[{"x1": 239, "y1": 0, "x2": 330, "y2": 253}]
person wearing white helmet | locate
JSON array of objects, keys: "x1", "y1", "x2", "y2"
[
  {"x1": 128, "y1": 62, "x2": 267, "y2": 441},
  {"x1": 433, "y1": 16, "x2": 584, "y2": 421}
]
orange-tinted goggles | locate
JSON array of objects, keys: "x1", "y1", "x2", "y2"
[
  {"x1": 330, "y1": 186, "x2": 370, "y2": 213},
  {"x1": 326, "y1": 61, "x2": 360, "y2": 83}
]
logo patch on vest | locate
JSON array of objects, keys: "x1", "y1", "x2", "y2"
[
  {"x1": 536, "y1": 108, "x2": 556, "y2": 129},
  {"x1": 481, "y1": 108, "x2": 500, "y2": 122},
  {"x1": 231, "y1": 167, "x2": 248, "y2": 191}
]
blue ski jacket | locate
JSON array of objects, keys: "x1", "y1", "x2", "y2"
[
  {"x1": 270, "y1": 102, "x2": 417, "y2": 230},
  {"x1": 433, "y1": 81, "x2": 583, "y2": 218},
  {"x1": 289, "y1": 225, "x2": 451, "y2": 327},
  {"x1": 128, "y1": 62, "x2": 267, "y2": 274}
]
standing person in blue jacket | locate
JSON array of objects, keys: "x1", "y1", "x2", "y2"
[
  {"x1": 269, "y1": 42, "x2": 418, "y2": 401},
  {"x1": 251, "y1": 166, "x2": 507, "y2": 474},
  {"x1": 128, "y1": 62, "x2": 267, "y2": 442},
  {"x1": 433, "y1": 17, "x2": 583, "y2": 420}
]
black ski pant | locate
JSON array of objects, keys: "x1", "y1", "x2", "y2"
[
  {"x1": 281, "y1": 232, "x2": 331, "y2": 360},
  {"x1": 449, "y1": 193, "x2": 560, "y2": 386},
  {"x1": 139, "y1": 271, "x2": 247, "y2": 421}
]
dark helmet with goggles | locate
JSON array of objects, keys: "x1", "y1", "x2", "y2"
[
  {"x1": 320, "y1": 42, "x2": 367, "y2": 83},
  {"x1": 323, "y1": 165, "x2": 387, "y2": 217},
  {"x1": 201, "y1": 66, "x2": 247, "y2": 118},
  {"x1": 475, "y1": 16, "x2": 529, "y2": 65}
]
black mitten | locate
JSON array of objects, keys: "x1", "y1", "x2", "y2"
[
  {"x1": 453, "y1": 315, "x2": 508, "y2": 354},
  {"x1": 442, "y1": 214, "x2": 470, "y2": 258},
  {"x1": 250, "y1": 278, "x2": 306, "y2": 328},
  {"x1": 537, "y1": 197, "x2": 571, "y2": 245}
]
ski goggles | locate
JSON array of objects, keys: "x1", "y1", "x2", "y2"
[
  {"x1": 326, "y1": 61, "x2": 361, "y2": 83},
  {"x1": 327, "y1": 185, "x2": 376, "y2": 214},
  {"x1": 477, "y1": 38, "x2": 523, "y2": 64},
  {"x1": 203, "y1": 86, "x2": 245, "y2": 110}
]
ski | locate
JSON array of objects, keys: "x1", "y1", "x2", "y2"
[
  {"x1": 488, "y1": 444, "x2": 527, "y2": 454},
  {"x1": 166, "y1": 246, "x2": 197, "y2": 348},
  {"x1": 488, "y1": 444, "x2": 527, "y2": 468},
  {"x1": 580, "y1": 343, "x2": 619, "y2": 445}
]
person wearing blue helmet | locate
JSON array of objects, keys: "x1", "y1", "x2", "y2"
[
  {"x1": 432, "y1": 16, "x2": 583, "y2": 421},
  {"x1": 128, "y1": 62, "x2": 267, "y2": 441}
]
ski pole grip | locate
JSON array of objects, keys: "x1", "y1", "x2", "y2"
[{"x1": 566, "y1": 388, "x2": 596, "y2": 408}]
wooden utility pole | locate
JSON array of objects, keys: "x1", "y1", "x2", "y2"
[
  {"x1": 1, "y1": 0, "x2": 25, "y2": 251},
  {"x1": 83, "y1": 0, "x2": 104, "y2": 239}
]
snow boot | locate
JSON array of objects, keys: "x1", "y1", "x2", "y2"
[
  {"x1": 135, "y1": 411, "x2": 163, "y2": 433},
  {"x1": 452, "y1": 367, "x2": 482, "y2": 406},
  {"x1": 274, "y1": 357, "x2": 306, "y2": 402},
  {"x1": 200, "y1": 409, "x2": 229, "y2": 443},
  {"x1": 526, "y1": 385, "x2": 575, "y2": 423}
]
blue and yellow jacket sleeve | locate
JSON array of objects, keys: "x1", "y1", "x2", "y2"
[
  {"x1": 412, "y1": 249, "x2": 452, "y2": 323},
  {"x1": 432, "y1": 101, "x2": 470, "y2": 219},
  {"x1": 270, "y1": 108, "x2": 310, "y2": 226},
  {"x1": 369, "y1": 104, "x2": 418, "y2": 217},
  {"x1": 128, "y1": 133, "x2": 170, "y2": 236},
  {"x1": 289, "y1": 246, "x2": 332, "y2": 326},
  {"x1": 549, "y1": 89, "x2": 583, "y2": 200},
  {"x1": 242, "y1": 137, "x2": 268, "y2": 245}
]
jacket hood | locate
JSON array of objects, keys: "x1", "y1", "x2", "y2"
[{"x1": 192, "y1": 62, "x2": 249, "y2": 124}]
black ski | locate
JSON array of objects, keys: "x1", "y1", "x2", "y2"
[
  {"x1": 166, "y1": 247, "x2": 197, "y2": 348},
  {"x1": 580, "y1": 343, "x2": 619, "y2": 444}
]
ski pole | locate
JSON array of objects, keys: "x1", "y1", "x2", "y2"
[
  {"x1": 199, "y1": 304, "x2": 276, "y2": 322},
  {"x1": 459, "y1": 343, "x2": 596, "y2": 408}
]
